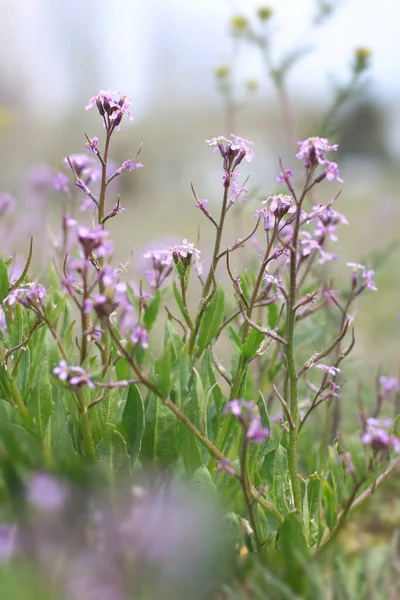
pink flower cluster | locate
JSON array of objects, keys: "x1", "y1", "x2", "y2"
[{"x1": 223, "y1": 399, "x2": 269, "y2": 443}]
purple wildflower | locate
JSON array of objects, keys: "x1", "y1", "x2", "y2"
[
  {"x1": 54, "y1": 172, "x2": 70, "y2": 194},
  {"x1": 296, "y1": 136, "x2": 339, "y2": 168},
  {"x1": 0, "y1": 193, "x2": 15, "y2": 216},
  {"x1": 324, "y1": 161, "x2": 343, "y2": 183},
  {"x1": 315, "y1": 364, "x2": 340, "y2": 376},
  {"x1": 85, "y1": 136, "x2": 99, "y2": 155},
  {"x1": 64, "y1": 154, "x2": 96, "y2": 178},
  {"x1": 5, "y1": 282, "x2": 47, "y2": 310},
  {"x1": 346, "y1": 263, "x2": 377, "y2": 292},
  {"x1": 0, "y1": 525, "x2": 20, "y2": 562},
  {"x1": 27, "y1": 472, "x2": 67, "y2": 511},
  {"x1": 224, "y1": 399, "x2": 269, "y2": 443},
  {"x1": 276, "y1": 169, "x2": 293, "y2": 184},
  {"x1": 131, "y1": 325, "x2": 149, "y2": 349},
  {"x1": 262, "y1": 194, "x2": 292, "y2": 218},
  {"x1": 85, "y1": 90, "x2": 134, "y2": 130},
  {"x1": 53, "y1": 361, "x2": 95, "y2": 389},
  {"x1": 196, "y1": 198, "x2": 211, "y2": 218},
  {"x1": 252, "y1": 207, "x2": 274, "y2": 231},
  {"x1": 75, "y1": 179, "x2": 92, "y2": 196},
  {"x1": 362, "y1": 417, "x2": 400, "y2": 456},
  {"x1": 231, "y1": 134, "x2": 254, "y2": 163},
  {"x1": 115, "y1": 160, "x2": 143, "y2": 176},
  {"x1": 379, "y1": 376, "x2": 400, "y2": 394},
  {"x1": 77, "y1": 225, "x2": 113, "y2": 258}
]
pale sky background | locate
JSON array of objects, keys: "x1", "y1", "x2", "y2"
[{"x1": 0, "y1": 0, "x2": 398, "y2": 115}]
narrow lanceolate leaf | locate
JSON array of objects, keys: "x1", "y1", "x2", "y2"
[
  {"x1": 260, "y1": 444, "x2": 288, "y2": 513},
  {"x1": 322, "y1": 480, "x2": 337, "y2": 532},
  {"x1": 45, "y1": 386, "x2": 76, "y2": 462},
  {"x1": 181, "y1": 426, "x2": 203, "y2": 476},
  {"x1": 0, "y1": 256, "x2": 9, "y2": 303},
  {"x1": 191, "y1": 465, "x2": 217, "y2": 495},
  {"x1": 241, "y1": 326, "x2": 264, "y2": 360},
  {"x1": 155, "y1": 341, "x2": 172, "y2": 397},
  {"x1": 308, "y1": 472, "x2": 322, "y2": 519},
  {"x1": 278, "y1": 511, "x2": 308, "y2": 552},
  {"x1": 90, "y1": 386, "x2": 121, "y2": 446},
  {"x1": 117, "y1": 384, "x2": 145, "y2": 467},
  {"x1": 143, "y1": 290, "x2": 161, "y2": 330},
  {"x1": 95, "y1": 423, "x2": 130, "y2": 473},
  {"x1": 197, "y1": 284, "x2": 225, "y2": 354},
  {"x1": 140, "y1": 394, "x2": 178, "y2": 467},
  {"x1": 28, "y1": 357, "x2": 54, "y2": 439}
]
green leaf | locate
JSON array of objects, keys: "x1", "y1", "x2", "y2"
[
  {"x1": 172, "y1": 281, "x2": 191, "y2": 327},
  {"x1": 117, "y1": 384, "x2": 144, "y2": 466},
  {"x1": 28, "y1": 357, "x2": 54, "y2": 438},
  {"x1": 197, "y1": 284, "x2": 225, "y2": 354},
  {"x1": 140, "y1": 394, "x2": 178, "y2": 467},
  {"x1": 182, "y1": 426, "x2": 203, "y2": 476},
  {"x1": 278, "y1": 511, "x2": 308, "y2": 552},
  {"x1": 45, "y1": 386, "x2": 77, "y2": 464},
  {"x1": 191, "y1": 465, "x2": 217, "y2": 495},
  {"x1": 0, "y1": 364, "x2": 13, "y2": 400},
  {"x1": 165, "y1": 320, "x2": 184, "y2": 360},
  {"x1": 143, "y1": 290, "x2": 161, "y2": 330},
  {"x1": 241, "y1": 326, "x2": 264, "y2": 360},
  {"x1": 260, "y1": 444, "x2": 288, "y2": 512},
  {"x1": 155, "y1": 341, "x2": 172, "y2": 397},
  {"x1": 95, "y1": 423, "x2": 130, "y2": 473},
  {"x1": 0, "y1": 256, "x2": 9, "y2": 303},
  {"x1": 90, "y1": 386, "x2": 121, "y2": 446},
  {"x1": 308, "y1": 472, "x2": 322, "y2": 519},
  {"x1": 322, "y1": 480, "x2": 337, "y2": 531},
  {"x1": 267, "y1": 301, "x2": 279, "y2": 329},
  {"x1": 9, "y1": 303, "x2": 23, "y2": 348}
]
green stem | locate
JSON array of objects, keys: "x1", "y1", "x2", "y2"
[
  {"x1": 98, "y1": 132, "x2": 111, "y2": 224},
  {"x1": 79, "y1": 406, "x2": 95, "y2": 459},
  {"x1": 188, "y1": 183, "x2": 230, "y2": 355},
  {"x1": 240, "y1": 435, "x2": 262, "y2": 551}
]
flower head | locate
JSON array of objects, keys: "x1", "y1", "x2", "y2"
[
  {"x1": 224, "y1": 399, "x2": 269, "y2": 443},
  {"x1": 53, "y1": 361, "x2": 95, "y2": 389},
  {"x1": 85, "y1": 90, "x2": 134, "y2": 130},
  {"x1": 5, "y1": 282, "x2": 47, "y2": 310},
  {"x1": 77, "y1": 225, "x2": 113, "y2": 258},
  {"x1": 296, "y1": 136, "x2": 338, "y2": 168}
]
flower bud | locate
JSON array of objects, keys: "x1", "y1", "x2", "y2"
[
  {"x1": 257, "y1": 6, "x2": 273, "y2": 21},
  {"x1": 230, "y1": 15, "x2": 249, "y2": 33},
  {"x1": 214, "y1": 64, "x2": 231, "y2": 79},
  {"x1": 354, "y1": 47, "x2": 372, "y2": 74}
]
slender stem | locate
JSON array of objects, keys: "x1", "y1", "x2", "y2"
[
  {"x1": 99, "y1": 132, "x2": 111, "y2": 224},
  {"x1": 80, "y1": 261, "x2": 91, "y2": 364},
  {"x1": 285, "y1": 206, "x2": 303, "y2": 512},
  {"x1": 188, "y1": 183, "x2": 230, "y2": 354},
  {"x1": 240, "y1": 435, "x2": 262, "y2": 551}
]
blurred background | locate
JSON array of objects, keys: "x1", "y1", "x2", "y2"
[{"x1": 0, "y1": 0, "x2": 399, "y2": 373}]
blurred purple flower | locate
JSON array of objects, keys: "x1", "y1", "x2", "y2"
[
  {"x1": 0, "y1": 193, "x2": 15, "y2": 216},
  {"x1": 0, "y1": 525, "x2": 20, "y2": 562},
  {"x1": 115, "y1": 160, "x2": 143, "y2": 176},
  {"x1": 315, "y1": 364, "x2": 340, "y2": 376},
  {"x1": 224, "y1": 399, "x2": 269, "y2": 443},
  {"x1": 5, "y1": 282, "x2": 47, "y2": 310},
  {"x1": 296, "y1": 136, "x2": 338, "y2": 168},
  {"x1": 77, "y1": 225, "x2": 113, "y2": 258},
  {"x1": 131, "y1": 325, "x2": 149, "y2": 349},
  {"x1": 54, "y1": 172, "x2": 70, "y2": 194},
  {"x1": 27, "y1": 473, "x2": 67, "y2": 511}
]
